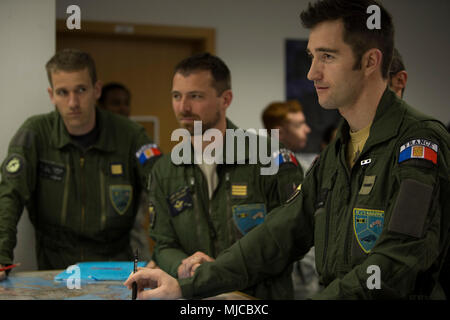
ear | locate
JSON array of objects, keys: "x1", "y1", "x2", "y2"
[
  {"x1": 362, "y1": 48, "x2": 383, "y2": 77},
  {"x1": 275, "y1": 125, "x2": 286, "y2": 141},
  {"x1": 395, "y1": 70, "x2": 408, "y2": 89},
  {"x1": 94, "y1": 80, "x2": 103, "y2": 100},
  {"x1": 221, "y1": 89, "x2": 233, "y2": 110},
  {"x1": 47, "y1": 87, "x2": 55, "y2": 104}
]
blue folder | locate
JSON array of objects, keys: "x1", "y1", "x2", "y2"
[{"x1": 54, "y1": 261, "x2": 147, "y2": 282}]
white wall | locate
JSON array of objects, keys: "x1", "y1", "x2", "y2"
[
  {"x1": 0, "y1": 0, "x2": 55, "y2": 272},
  {"x1": 55, "y1": 0, "x2": 450, "y2": 128},
  {"x1": 1, "y1": 0, "x2": 449, "y2": 272}
]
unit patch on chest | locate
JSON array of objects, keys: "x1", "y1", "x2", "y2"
[
  {"x1": 353, "y1": 208, "x2": 384, "y2": 253},
  {"x1": 232, "y1": 203, "x2": 267, "y2": 235}
]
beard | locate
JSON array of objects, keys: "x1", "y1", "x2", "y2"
[{"x1": 178, "y1": 110, "x2": 221, "y2": 136}]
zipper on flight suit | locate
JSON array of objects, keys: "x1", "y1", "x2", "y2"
[
  {"x1": 79, "y1": 156, "x2": 85, "y2": 261},
  {"x1": 344, "y1": 162, "x2": 368, "y2": 264},
  {"x1": 322, "y1": 171, "x2": 338, "y2": 272},
  {"x1": 224, "y1": 171, "x2": 234, "y2": 244}
]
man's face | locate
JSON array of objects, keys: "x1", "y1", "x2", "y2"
[
  {"x1": 280, "y1": 111, "x2": 311, "y2": 152},
  {"x1": 172, "y1": 70, "x2": 231, "y2": 135},
  {"x1": 101, "y1": 88, "x2": 130, "y2": 117},
  {"x1": 307, "y1": 19, "x2": 365, "y2": 111},
  {"x1": 48, "y1": 68, "x2": 101, "y2": 135}
]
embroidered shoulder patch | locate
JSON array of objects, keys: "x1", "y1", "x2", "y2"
[
  {"x1": 398, "y1": 139, "x2": 438, "y2": 165},
  {"x1": 353, "y1": 208, "x2": 384, "y2": 253},
  {"x1": 274, "y1": 148, "x2": 299, "y2": 167},
  {"x1": 136, "y1": 144, "x2": 161, "y2": 165}
]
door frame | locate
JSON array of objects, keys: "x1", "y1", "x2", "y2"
[{"x1": 56, "y1": 19, "x2": 215, "y2": 54}]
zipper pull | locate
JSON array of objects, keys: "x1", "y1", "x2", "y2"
[{"x1": 80, "y1": 157, "x2": 85, "y2": 168}]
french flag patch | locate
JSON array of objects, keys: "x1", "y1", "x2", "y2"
[
  {"x1": 398, "y1": 139, "x2": 438, "y2": 165},
  {"x1": 275, "y1": 148, "x2": 299, "y2": 167},
  {"x1": 136, "y1": 144, "x2": 161, "y2": 165}
]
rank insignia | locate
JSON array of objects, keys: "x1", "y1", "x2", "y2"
[
  {"x1": 231, "y1": 183, "x2": 248, "y2": 198},
  {"x1": 136, "y1": 144, "x2": 161, "y2": 165},
  {"x1": 399, "y1": 139, "x2": 438, "y2": 165},
  {"x1": 110, "y1": 163, "x2": 124, "y2": 176},
  {"x1": 168, "y1": 186, "x2": 193, "y2": 217},
  {"x1": 232, "y1": 203, "x2": 266, "y2": 235},
  {"x1": 109, "y1": 185, "x2": 133, "y2": 215},
  {"x1": 353, "y1": 208, "x2": 384, "y2": 253}
]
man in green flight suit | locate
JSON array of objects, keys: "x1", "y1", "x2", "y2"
[
  {"x1": 125, "y1": 0, "x2": 449, "y2": 300},
  {"x1": 0, "y1": 49, "x2": 161, "y2": 279},
  {"x1": 146, "y1": 53, "x2": 304, "y2": 299}
]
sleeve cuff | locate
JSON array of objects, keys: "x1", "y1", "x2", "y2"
[{"x1": 178, "y1": 277, "x2": 195, "y2": 299}]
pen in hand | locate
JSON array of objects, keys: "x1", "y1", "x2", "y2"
[{"x1": 132, "y1": 249, "x2": 138, "y2": 300}]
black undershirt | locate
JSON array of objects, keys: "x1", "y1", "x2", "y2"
[{"x1": 69, "y1": 124, "x2": 100, "y2": 151}]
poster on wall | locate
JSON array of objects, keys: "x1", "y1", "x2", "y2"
[{"x1": 285, "y1": 39, "x2": 341, "y2": 154}]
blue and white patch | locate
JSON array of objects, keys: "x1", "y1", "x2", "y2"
[
  {"x1": 353, "y1": 208, "x2": 384, "y2": 253},
  {"x1": 232, "y1": 203, "x2": 266, "y2": 235}
]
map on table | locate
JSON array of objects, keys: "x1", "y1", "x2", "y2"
[
  {"x1": 54, "y1": 261, "x2": 148, "y2": 281},
  {"x1": 0, "y1": 267, "x2": 142, "y2": 300}
]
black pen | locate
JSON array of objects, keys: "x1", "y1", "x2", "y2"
[{"x1": 132, "y1": 249, "x2": 138, "y2": 300}]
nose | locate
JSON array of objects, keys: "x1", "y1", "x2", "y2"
[
  {"x1": 68, "y1": 92, "x2": 80, "y2": 108},
  {"x1": 179, "y1": 97, "x2": 191, "y2": 113},
  {"x1": 307, "y1": 58, "x2": 322, "y2": 82}
]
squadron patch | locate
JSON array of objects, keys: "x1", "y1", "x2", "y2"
[
  {"x1": 398, "y1": 139, "x2": 438, "y2": 165},
  {"x1": 3, "y1": 154, "x2": 24, "y2": 177},
  {"x1": 136, "y1": 144, "x2": 161, "y2": 165},
  {"x1": 109, "y1": 185, "x2": 133, "y2": 215},
  {"x1": 353, "y1": 208, "x2": 384, "y2": 253},
  {"x1": 168, "y1": 186, "x2": 193, "y2": 217},
  {"x1": 232, "y1": 203, "x2": 267, "y2": 235}
]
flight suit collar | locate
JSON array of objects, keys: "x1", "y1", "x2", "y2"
[
  {"x1": 335, "y1": 87, "x2": 406, "y2": 152},
  {"x1": 52, "y1": 107, "x2": 116, "y2": 152}
]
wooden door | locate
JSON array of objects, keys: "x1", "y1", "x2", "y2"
[{"x1": 56, "y1": 20, "x2": 215, "y2": 154}]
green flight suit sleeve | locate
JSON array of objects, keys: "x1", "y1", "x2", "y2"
[
  {"x1": 133, "y1": 128, "x2": 162, "y2": 190},
  {"x1": 178, "y1": 163, "x2": 317, "y2": 299},
  {"x1": 313, "y1": 124, "x2": 450, "y2": 299},
  {"x1": 0, "y1": 124, "x2": 38, "y2": 265},
  {"x1": 148, "y1": 162, "x2": 188, "y2": 277}
]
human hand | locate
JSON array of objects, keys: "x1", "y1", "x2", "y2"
[
  {"x1": 177, "y1": 251, "x2": 214, "y2": 279},
  {"x1": 146, "y1": 260, "x2": 160, "y2": 269},
  {"x1": 0, "y1": 265, "x2": 6, "y2": 281},
  {"x1": 124, "y1": 267, "x2": 182, "y2": 300}
]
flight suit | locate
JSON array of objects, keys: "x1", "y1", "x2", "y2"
[
  {"x1": 149, "y1": 119, "x2": 304, "y2": 299},
  {"x1": 0, "y1": 108, "x2": 160, "y2": 269},
  {"x1": 178, "y1": 88, "x2": 450, "y2": 299}
]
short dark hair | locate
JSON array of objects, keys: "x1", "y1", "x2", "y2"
[
  {"x1": 300, "y1": 0, "x2": 394, "y2": 79},
  {"x1": 98, "y1": 82, "x2": 131, "y2": 105},
  {"x1": 174, "y1": 52, "x2": 231, "y2": 95},
  {"x1": 389, "y1": 48, "x2": 406, "y2": 76},
  {"x1": 45, "y1": 48, "x2": 97, "y2": 86},
  {"x1": 262, "y1": 100, "x2": 304, "y2": 130}
]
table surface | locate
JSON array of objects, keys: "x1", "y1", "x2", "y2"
[{"x1": 0, "y1": 270, "x2": 251, "y2": 300}]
